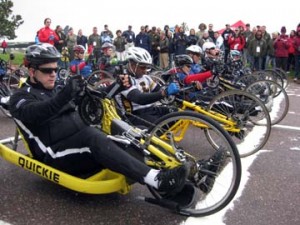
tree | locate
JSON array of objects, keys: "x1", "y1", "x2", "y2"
[{"x1": 0, "y1": 0, "x2": 24, "y2": 40}]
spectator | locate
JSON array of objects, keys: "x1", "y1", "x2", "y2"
[
  {"x1": 274, "y1": 26, "x2": 290, "y2": 72},
  {"x1": 214, "y1": 31, "x2": 224, "y2": 51},
  {"x1": 38, "y1": 18, "x2": 59, "y2": 45},
  {"x1": 114, "y1": 30, "x2": 127, "y2": 61},
  {"x1": 248, "y1": 30, "x2": 268, "y2": 71},
  {"x1": 1, "y1": 39, "x2": 8, "y2": 54},
  {"x1": 87, "y1": 27, "x2": 101, "y2": 63},
  {"x1": 207, "y1": 24, "x2": 216, "y2": 43},
  {"x1": 187, "y1": 28, "x2": 199, "y2": 46},
  {"x1": 54, "y1": 25, "x2": 66, "y2": 53},
  {"x1": 243, "y1": 23, "x2": 252, "y2": 65},
  {"x1": 100, "y1": 24, "x2": 113, "y2": 44},
  {"x1": 135, "y1": 26, "x2": 151, "y2": 53},
  {"x1": 196, "y1": 23, "x2": 207, "y2": 39},
  {"x1": 265, "y1": 32, "x2": 277, "y2": 69},
  {"x1": 149, "y1": 26, "x2": 160, "y2": 66},
  {"x1": 293, "y1": 27, "x2": 300, "y2": 82},
  {"x1": 287, "y1": 30, "x2": 296, "y2": 73},
  {"x1": 158, "y1": 32, "x2": 170, "y2": 69},
  {"x1": 76, "y1": 29, "x2": 88, "y2": 50},
  {"x1": 122, "y1": 25, "x2": 135, "y2": 50},
  {"x1": 173, "y1": 26, "x2": 189, "y2": 55},
  {"x1": 65, "y1": 27, "x2": 77, "y2": 61},
  {"x1": 221, "y1": 24, "x2": 235, "y2": 63},
  {"x1": 227, "y1": 27, "x2": 245, "y2": 51}
]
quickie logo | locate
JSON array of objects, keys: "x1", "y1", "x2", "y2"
[{"x1": 18, "y1": 156, "x2": 60, "y2": 183}]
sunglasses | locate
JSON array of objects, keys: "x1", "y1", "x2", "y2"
[
  {"x1": 138, "y1": 65, "x2": 149, "y2": 70},
  {"x1": 38, "y1": 67, "x2": 58, "y2": 74},
  {"x1": 209, "y1": 47, "x2": 216, "y2": 50},
  {"x1": 185, "y1": 64, "x2": 191, "y2": 68},
  {"x1": 77, "y1": 51, "x2": 85, "y2": 54}
]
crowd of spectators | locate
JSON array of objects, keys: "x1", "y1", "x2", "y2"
[{"x1": 35, "y1": 18, "x2": 300, "y2": 82}]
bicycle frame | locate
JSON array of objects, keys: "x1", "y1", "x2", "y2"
[{"x1": 177, "y1": 99, "x2": 241, "y2": 133}]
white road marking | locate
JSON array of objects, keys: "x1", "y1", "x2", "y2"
[
  {"x1": 273, "y1": 124, "x2": 300, "y2": 131},
  {"x1": 182, "y1": 151, "x2": 268, "y2": 225}
]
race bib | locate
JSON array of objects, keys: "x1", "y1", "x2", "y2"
[{"x1": 256, "y1": 46, "x2": 261, "y2": 53}]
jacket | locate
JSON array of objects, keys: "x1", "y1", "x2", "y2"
[{"x1": 9, "y1": 80, "x2": 87, "y2": 148}]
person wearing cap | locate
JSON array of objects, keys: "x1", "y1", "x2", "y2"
[
  {"x1": 122, "y1": 25, "x2": 136, "y2": 50},
  {"x1": 8, "y1": 43, "x2": 188, "y2": 197}
]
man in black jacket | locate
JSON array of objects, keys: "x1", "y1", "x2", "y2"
[{"x1": 9, "y1": 43, "x2": 188, "y2": 196}]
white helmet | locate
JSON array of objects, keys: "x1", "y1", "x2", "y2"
[
  {"x1": 126, "y1": 47, "x2": 152, "y2": 65},
  {"x1": 186, "y1": 45, "x2": 203, "y2": 55},
  {"x1": 202, "y1": 42, "x2": 216, "y2": 52}
]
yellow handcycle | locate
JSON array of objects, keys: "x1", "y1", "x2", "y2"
[
  {"x1": 150, "y1": 73, "x2": 271, "y2": 158},
  {"x1": 0, "y1": 79, "x2": 241, "y2": 217}
]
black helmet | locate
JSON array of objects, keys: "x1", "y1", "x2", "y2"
[
  {"x1": 174, "y1": 54, "x2": 193, "y2": 67},
  {"x1": 25, "y1": 43, "x2": 61, "y2": 67}
]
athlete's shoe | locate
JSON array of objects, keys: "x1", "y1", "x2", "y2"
[
  {"x1": 197, "y1": 148, "x2": 227, "y2": 193},
  {"x1": 156, "y1": 165, "x2": 189, "y2": 197}
]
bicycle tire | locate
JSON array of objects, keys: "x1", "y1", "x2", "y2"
[
  {"x1": 245, "y1": 80, "x2": 289, "y2": 125},
  {"x1": 273, "y1": 67, "x2": 289, "y2": 89},
  {"x1": 208, "y1": 90, "x2": 271, "y2": 157},
  {"x1": 86, "y1": 70, "x2": 115, "y2": 87},
  {"x1": 0, "y1": 82, "x2": 12, "y2": 117},
  {"x1": 2, "y1": 73, "x2": 20, "y2": 91},
  {"x1": 147, "y1": 111, "x2": 241, "y2": 217}
]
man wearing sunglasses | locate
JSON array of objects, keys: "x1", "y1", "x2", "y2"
[
  {"x1": 8, "y1": 43, "x2": 188, "y2": 197},
  {"x1": 115, "y1": 47, "x2": 180, "y2": 127}
]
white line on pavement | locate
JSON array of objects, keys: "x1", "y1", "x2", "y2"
[{"x1": 273, "y1": 124, "x2": 300, "y2": 131}]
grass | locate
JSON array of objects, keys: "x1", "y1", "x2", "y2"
[{"x1": 0, "y1": 50, "x2": 25, "y2": 66}]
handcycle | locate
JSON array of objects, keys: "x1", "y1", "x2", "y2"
[
  {"x1": 150, "y1": 70, "x2": 272, "y2": 158},
  {"x1": 0, "y1": 76, "x2": 241, "y2": 217}
]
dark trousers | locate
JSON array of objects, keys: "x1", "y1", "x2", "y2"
[{"x1": 44, "y1": 126, "x2": 150, "y2": 183}]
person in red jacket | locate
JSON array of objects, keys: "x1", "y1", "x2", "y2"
[
  {"x1": 1, "y1": 39, "x2": 8, "y2": 54},
  {"x1": 227, "y1": 27, "x2": 246, "y2": 52},
  {"x1": 293, "y1": 27, "x2": 300, "y2": 82},
  {"x1": 274, "y1": 26, "x2": 290, "y2": 72},
  {"x1": 287, "y1": 30, "x2": 296, "y2": 73},
  {"x1": 38, "y1": 18, "x2": 59, "y2": 45}
]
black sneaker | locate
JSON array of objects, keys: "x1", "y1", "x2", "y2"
[
  {"x1": 155, "y1": 165, "x2": 188, "y2": 197},
  {"x1": 197, "y1": 148, "x2": 227, "y2": 193}
]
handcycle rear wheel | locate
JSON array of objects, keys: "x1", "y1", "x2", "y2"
[
  {"x1": 147, "y1": 111, "x2": 241, "y2": 217},
  {"x1": 207, "y1": 90, "x2": 271, "y2": 157}
]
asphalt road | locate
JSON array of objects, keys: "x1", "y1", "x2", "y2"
[{"x1": 0, "y1": 82, "x2": 299, "y2": 225}]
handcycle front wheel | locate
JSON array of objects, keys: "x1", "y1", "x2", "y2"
[
  {"x1": 207, "y1": 90, "x2": 271, "y2": 157},
  {"x1": 245, "y1": 79, "x2": 289, "y2": 125},
  {"x1": 86, "y1": 70, "x2": 115, "y2": 87},
  {"x1": 146, "y1": 111, "x2": 241, "y2": 217}
]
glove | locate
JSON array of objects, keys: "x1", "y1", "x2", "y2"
[
  {"x1": 62, "y1": 75, "x2": 85, "y2": 100},
  {"x1": 110, "y1": 57, "x2": 119, "y2": 65},
  {"x1": 166, "y1": 82, "x2": 180, "y2": 96},
  {"x1": 49, "y1": 35, "x2": 54, "y2": 41}
]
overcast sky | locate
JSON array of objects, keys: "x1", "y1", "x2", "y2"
[{"x1": 11, "y1": 0, "x2": 300, "y2": 42}]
